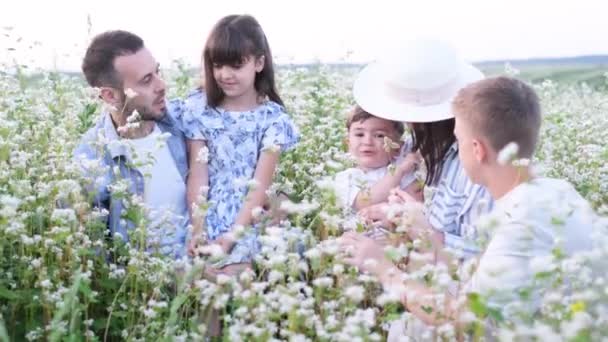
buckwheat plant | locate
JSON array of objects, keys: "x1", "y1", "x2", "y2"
[{"x1": 1, "y1": 36, "x2": 606, "y2": 341}]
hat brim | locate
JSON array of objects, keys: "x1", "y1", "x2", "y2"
[{"x1": 353, "y1": 62, "x2": 484, "y2": 123}]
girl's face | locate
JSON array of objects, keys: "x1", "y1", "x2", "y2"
[{"x1": 212, "y1": 55, "x2": 264, "y2": 101}]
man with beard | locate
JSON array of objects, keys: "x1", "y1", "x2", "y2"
[{"x1": 74, "y1": 30, "x2": 189, "y2": 259}]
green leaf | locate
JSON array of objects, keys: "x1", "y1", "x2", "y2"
[
  {"x1": 0, "y1": 285, "x2": 19, "y2": 300},
  {"x1": 468, "y1": 293, "x2": 488, "y2": 317}
]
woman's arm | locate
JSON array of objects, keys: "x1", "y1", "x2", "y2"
[{"x1": 339, "y1": 232, "x2": 463, "y2": 326}]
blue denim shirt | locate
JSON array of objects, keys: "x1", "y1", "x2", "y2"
[{"x1": 73, "y1": 100, "x2": 189, "y2": 258}]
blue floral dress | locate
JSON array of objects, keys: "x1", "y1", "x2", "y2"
[{"x1": 180, "y1": 89, "x2": 299, "y2": 265}]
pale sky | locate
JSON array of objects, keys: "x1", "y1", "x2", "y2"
[{"x1": 2, "y1": 0, "x2": 607, "y2": 71}]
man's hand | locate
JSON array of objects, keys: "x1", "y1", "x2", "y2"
[{"x1": 338, "y1": 232, "x2": 393, "y2": 275}]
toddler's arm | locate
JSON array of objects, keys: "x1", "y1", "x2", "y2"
[{"x1": 353, "y1": 152, "x2": 420, "y2": 210}]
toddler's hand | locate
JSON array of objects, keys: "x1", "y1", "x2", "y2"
[{"x1": 397, "y1": 152, "x2": 421, "y2": 175}]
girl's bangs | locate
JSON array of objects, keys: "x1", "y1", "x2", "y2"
[{"x1": 207, "y1": 29, "x2": 255, "y2": 66}]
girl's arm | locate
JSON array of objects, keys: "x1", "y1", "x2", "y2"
[
  {"x1": 219, "y1": 150, "x2": 280, "y2": 250},
  {"x1": 353, "y1": 152, "x2": 420, "y2": 211},
  {"x1": 186, "y1": 139, "x2": 209, "y2": 256}
]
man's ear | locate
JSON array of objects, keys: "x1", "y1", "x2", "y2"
[{"x1": 99, "y1": 87, "x2": 121, "y2": 108}]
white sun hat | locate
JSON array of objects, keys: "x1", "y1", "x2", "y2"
[{"x1": 353, "y1": 39, "x2": 484, "y2": 123}]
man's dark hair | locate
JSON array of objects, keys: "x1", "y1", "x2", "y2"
[{"x1": 82, "y1": 30, "x2": 144, "y2": 87}]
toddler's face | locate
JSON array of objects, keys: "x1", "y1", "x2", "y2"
[{"x1": 347, "y1": 117, "x2": 401, "y2": 170}]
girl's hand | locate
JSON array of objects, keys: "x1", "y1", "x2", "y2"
[
  {"x1": 187, "y1": 230, "x2": 205, "y2": 257},
  {"x1": 215, "y1": 234, "x2": 236, "y2": 254}
]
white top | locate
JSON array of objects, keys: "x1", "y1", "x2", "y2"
[
  {"x1": 465, "y1": 178, "x2": 596, "y2": 316},
  {"x1": 126, "y1": 124, "x2": 188, "y2": 254},
  {"x1": 332, "y1": 166, "x2": 417, "y2": 212}
]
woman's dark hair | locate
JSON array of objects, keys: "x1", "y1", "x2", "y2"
[
  {"x1": 410, "y1": 118, "x2": 456, "y2": 186},
  {"x1": 203, "y1": 14, "x2": 283, "y2": 107}
]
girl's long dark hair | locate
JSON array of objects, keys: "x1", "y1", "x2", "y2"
[
  {"x1": 203, "y1": 14, "x2": 283, "y2": 108},
  {"x1": 410, "y1": 118, "x2": 456, "y2": 186}
]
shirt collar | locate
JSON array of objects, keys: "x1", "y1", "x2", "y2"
[{"x1": 102, "y1": 112, "x2": 129, "y2": 160}]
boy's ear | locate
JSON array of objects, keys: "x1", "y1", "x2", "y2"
[{"x1": 472, "y1": 138, "x2": 488, "y2": 164}]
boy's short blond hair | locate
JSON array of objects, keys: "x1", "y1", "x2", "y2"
[
  {"x1": 453, "y1": 76, "x2": 541, "y2": 159},
  {"x1": 346, "y1": 105, "x2": 405, "y2": 137}
]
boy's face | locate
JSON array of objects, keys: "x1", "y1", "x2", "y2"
[{"x1": 347, "y1": 117, "x2": 400, "y2": 170}]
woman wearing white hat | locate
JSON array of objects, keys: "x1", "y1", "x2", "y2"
[
  {"x1": 350, "y1": 39, "x2": 493, "y2": 262},
  {"x1": 338, "y1": 39, "x2": 494, "y2": 340}
]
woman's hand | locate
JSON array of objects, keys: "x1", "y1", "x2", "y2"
[
  {"x1": 338, "y1": 232, "x2": 393, "y2": 275},
  {"x1": 358, "y1": 202, "x2": 394, "y2": 228},
  {"x1": 388, "y1": 187, "x2": 417, "y2": 204}
]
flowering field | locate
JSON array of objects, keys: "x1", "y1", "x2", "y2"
[{"x1": 0, "y1": 62, "x2": 607, "y2": 341}]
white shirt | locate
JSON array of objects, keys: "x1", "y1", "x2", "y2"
[
  {"x1": 465, "y1": 178, "x2": 596, "y2": 316},
  {"x1": 126, "y1": 124, "x2": 188, "y2": 255},
  {"x1": 426, "y1": 143, "x2": 494, "y2": 259},
  {"x1": 332, "y1": 166, "x2": 417, "y2": 211}
]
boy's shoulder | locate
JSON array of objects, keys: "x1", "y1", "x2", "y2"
[{"x1": 492, "y1": 177, "x2": 592, "y2": 227}]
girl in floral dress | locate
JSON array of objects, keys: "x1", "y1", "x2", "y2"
[{"x1": 182, "y1": 14, "x2": 299, "y2": 267}]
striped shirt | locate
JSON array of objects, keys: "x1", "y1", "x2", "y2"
[{"x1": 426, "y1": 143, "x2": 494, "y2": 259}]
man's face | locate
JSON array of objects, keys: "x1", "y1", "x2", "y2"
[
  {"x1": 347, "y1": 117, "x2": 400, "y2": 170},
  {"x1": 113, "y1": 47, "x2": 166, "y2": 120},
  {"x1": 453, "y1": 112, "x2": 481, "y2": 184}
]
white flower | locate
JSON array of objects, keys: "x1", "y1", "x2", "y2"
[
  {"x1": 126, "y1": 109, "x2": 141, "y2": 123},
  {"x1": 216, "y1": 274, "x2": 232, "y2": 286},
  {"x1": 280, "y1": 199, "x2": 319, "y2": 214},
  {"x1": 345, "y1": 285, "x2": 365, "y2": 303},
  {"x1": 268, "y1": 270, "x2": 284, "y2": 284},
  {"x1": 0, "y1": 195, "x2": 21, "y2": 217},
  {"x1": 512, "y1": 158, "x2": 530, "y2": 167},
  {"x1": 124, "y1": 88, "x2": 138, "y2": 99},
  {"x1": 304, "y1": 247, "x2": 320, "y2": 260},
  {"x1": 39, "y1": 279, "x2": 52, "y2": 289},
  {"x1": 332, "y1": 264, "x2": 344, "y2": 275},
  {"x1": 312, "y1": 276, "x2": 333, "y2": 288},
  {"x1": 196, "y1": 145, "x2": 209, "y2": 163},
  {"x1": 497, "y1": 142, "x2": 519, "y2": 165}
]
